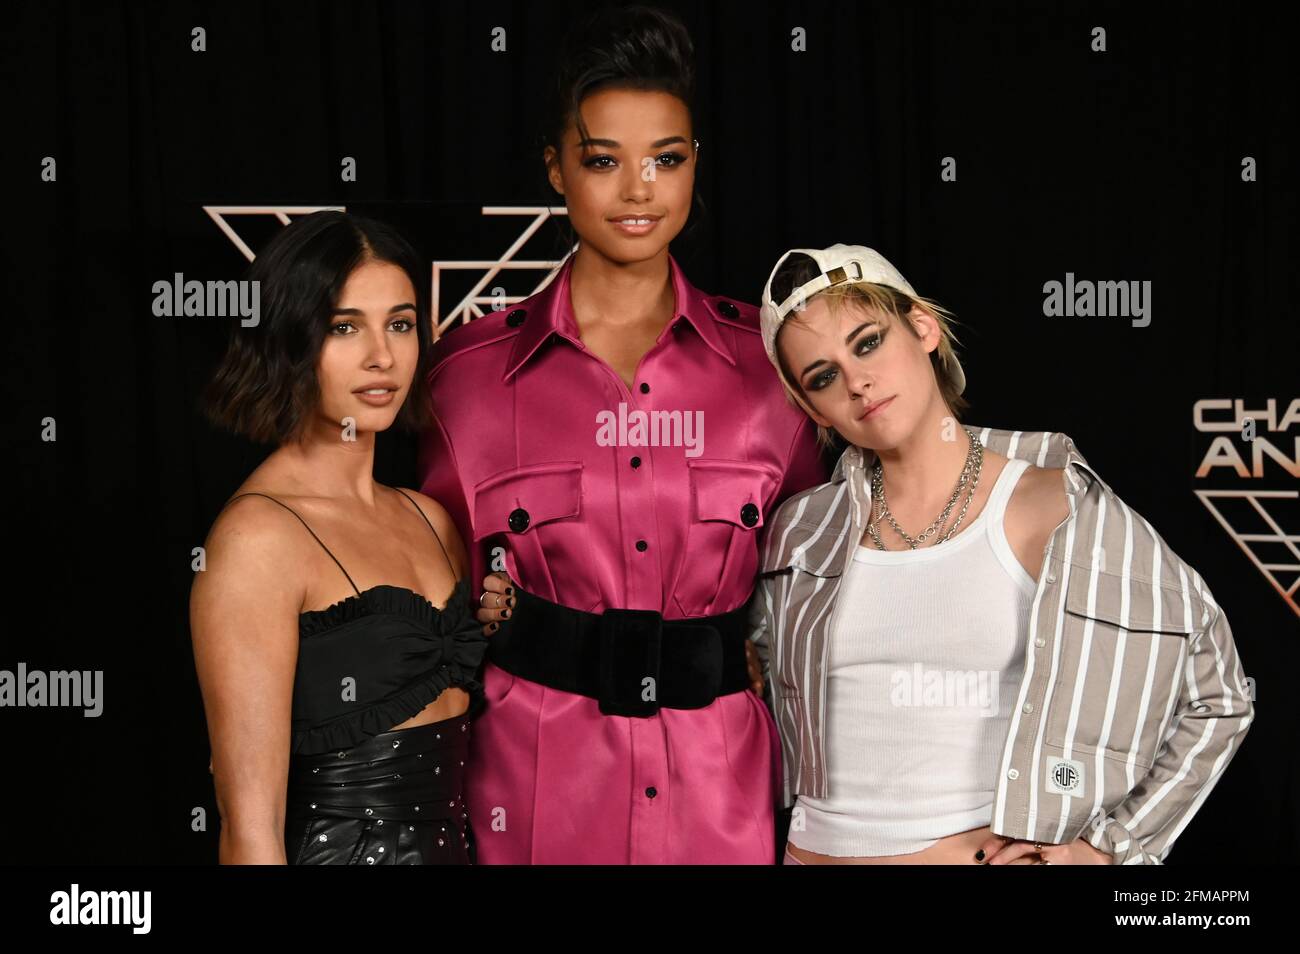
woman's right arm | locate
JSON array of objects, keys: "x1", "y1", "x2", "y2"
[{"x1": 190, "y1": 498, "x2": 304, "y2": 864}]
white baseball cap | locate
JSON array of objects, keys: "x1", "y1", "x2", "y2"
[{"x1": 758, "y1": 243, "x2": 966, "y2": 395}]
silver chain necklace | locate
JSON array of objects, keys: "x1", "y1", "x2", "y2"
[{"x1": 866, "y1": 426, "x2": 984, "y2": 551}]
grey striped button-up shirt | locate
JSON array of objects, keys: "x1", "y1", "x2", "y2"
[{"x1": 750, "y1": 426, "x2": 1254, "y2": 864}]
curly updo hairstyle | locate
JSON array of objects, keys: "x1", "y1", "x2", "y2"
[{"x1": 540, "y1": 4, "x2": 707, "y2": 252}]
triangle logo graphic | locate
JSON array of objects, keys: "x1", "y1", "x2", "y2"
[{"x1": 1195, "y1": 489, "x2": 1300, "y2": 619}]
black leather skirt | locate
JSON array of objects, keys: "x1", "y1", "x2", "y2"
[{"x1": 284, "y1": 711, "x2": 474, "y2": 865}]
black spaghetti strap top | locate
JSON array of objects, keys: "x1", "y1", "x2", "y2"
[{"x1": 224, "y1": 489, "x2": 489, "y2": 756}]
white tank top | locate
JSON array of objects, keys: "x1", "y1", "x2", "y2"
[{"x1": 788, "y1": 456, "x2": 1038, "y2": 858}]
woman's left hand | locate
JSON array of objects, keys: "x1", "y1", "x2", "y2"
[
  {"x1": 476, "y1": 570, "x2": 516, "y2": 635},
  {"x1": 744, "y1": 641, "x2": 765, "y2": 695},
  {"x1": 978, "y1": 834, "x2": 1113, "y2": 865}
]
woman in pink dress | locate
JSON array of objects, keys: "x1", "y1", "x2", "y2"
[{"x1": 417, "y1": 6, "x2": 826, "y2": 863}]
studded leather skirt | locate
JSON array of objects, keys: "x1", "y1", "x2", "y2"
[{"x1": 284, "y1": 711, "x2": 474, "y2": 865}]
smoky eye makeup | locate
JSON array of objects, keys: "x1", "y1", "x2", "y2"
[{"x1": 802, "y1": 326, "x2": 887, "y2": 391}]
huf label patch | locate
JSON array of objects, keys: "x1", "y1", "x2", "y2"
[{"x1": 1046, "y1": 756, "x2": 1085, "y2": 796}]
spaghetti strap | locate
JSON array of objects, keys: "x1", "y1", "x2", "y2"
[
  {"x1": 223, "y1": 492, "x2": 362, "y2": 597},
  {"x1": 392, "y1": 488, "x2": 457, "y2": 580}
]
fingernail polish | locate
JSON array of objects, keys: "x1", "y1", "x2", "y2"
[
  {"x1": 489, "y1": 622, "x2": 499, "y2": 632},
  {"x1": 505, "y1": 587, "x2": 515, "y2": 596},
  {"x1": 502, "y1": 609, "x2": 510, "y2": 618},
  {"x1": 974, "y1": 849, "x2": 985, "y2": 862}
]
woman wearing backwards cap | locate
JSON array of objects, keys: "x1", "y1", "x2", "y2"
[{"x1": 751, "y1": 244, "x2": 1252, "y2": 865}]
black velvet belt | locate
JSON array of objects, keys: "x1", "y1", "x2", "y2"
[{"x1": 487, "y1": 587, "x2": 751, "y2": 717}]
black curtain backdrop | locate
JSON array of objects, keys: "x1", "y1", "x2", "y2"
[{"x1": 4, "y1": 0, "x2": 1296, "y2": 865}]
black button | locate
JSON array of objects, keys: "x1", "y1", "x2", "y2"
[
  {"x1": 506, "y1": 309, "x2": 527, "y2": 328},
  {"x1": 630, "y1": 456, "x2": 641, "y2": 468},
  {"x1": 717, "y1": 299, "x2": 739, "y2": 319},
  {"x1": 635, "y1": 540, "x2": 648, "y2": 552},
  {"x1": 639, "y1": 382, "x2": 650, "y2": 394},
  {"x1": 645, "y1": 786, "x2": 657, "y2": 798},
  {"x1": 508, "y1": 507, "x2": 530, "y2": 532},
  {"x1": 740, "y1": 503, "x2": 760, "y2": 527}
]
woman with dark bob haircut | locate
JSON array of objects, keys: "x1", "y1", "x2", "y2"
[{"x1": 192, "y1": 211, "x2": 489, "y2": 864}]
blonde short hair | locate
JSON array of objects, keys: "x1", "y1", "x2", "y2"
[{"x1": 773, "y1": 280, "x2": 969, "y2": 450}]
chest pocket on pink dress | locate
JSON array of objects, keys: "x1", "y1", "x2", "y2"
[
  {"x1": 472, "y1": 460, "x2": 590, "y2": 607},
  {"x1": 674, "y1": 458, "x2": 780, "y2": 616}
]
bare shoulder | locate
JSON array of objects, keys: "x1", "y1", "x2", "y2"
[
  {"x1": 1029, "y1": 464, "x2": 1069, "y2": 507},
  {"x1": 192, "y1": 494, "x2": 311, "y2": 611},
  {"x1": 199, "y1": 448, "x2": 318, "y2": 583},
  {"x1": 1003, "y1": 465, "x2": 1070, "y2": 582},
  {"x1": 395, "y1": 487, "x2": 452, "y2": 523},
  {"x1": 1010, "y1": 464, "x2": 1070, "y2": 519},
  {"x1": 394, "y1": 487, "x2": 458, "y2": 538},
  {"x1": 1005, "y1": 464, "x2": 1071, "y2": 538},
  {"x1": 204, "y1": 493, "x2": 308, "y2": 559},
  {"x1": 396, "y1": 487, "x2": 468, "y2": 577}
]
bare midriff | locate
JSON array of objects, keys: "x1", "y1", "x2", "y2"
[
  {"x1": 785, "y1": 824, "x2": 990, "y2": 865},
  {"x1": 388, "y1": 687, "x2": 470, "y2": 730}
]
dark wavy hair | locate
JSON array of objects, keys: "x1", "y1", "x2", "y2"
[
  {"x1": 201, "y1": 211, "x2": 433, "y2": 445},
  {"x1": 540, "y1": 4, "x2": 707, "y2": 252}
]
